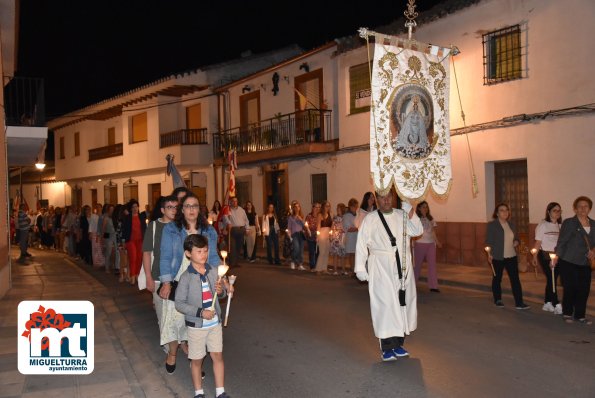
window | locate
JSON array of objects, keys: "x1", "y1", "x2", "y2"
[
  {"x1": 186, "y1": 104, "x2": 202, "y2": 129},
  {"x1": 483, "y1": 25, "x2": 523, "y2": 84},
  {"x1": 349, "y1": 62, "x2": 371, "y2": 114},
  {"x1": 107, "y1": 127, "x2": 115, "y2": 146},
  {"x1": 311, "y1": 173, "x2": 327, "y2": 204},
  {"x1": 59, "y1": 136, "x2": 65, "y2": 159},
  {"x1": 131, "y1": 113, "x2": 148, "y2": 143},
  {"x1": 74, "y1": 132, "x2": 80, "y2": 156}
]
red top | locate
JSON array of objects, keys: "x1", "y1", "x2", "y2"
[{"x1": 131, "y1": 215, "x2": 142, "y2": 241}]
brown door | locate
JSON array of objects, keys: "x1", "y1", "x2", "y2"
[
  {"x1": 148, "y1": 183, "x2": 161, "y2": 209},
  {"x1": 294, "y1": 69, "x2": 323, "y2": 142},
  {"x1": 239, "y1": 91, "x2": 260, "y2": 152},
  {"x1": 91, "y1": 189, "x2": 98, "y2": 208},
  {"x1": 263, "y1": 164, "x2": 289, "y2": 224}
]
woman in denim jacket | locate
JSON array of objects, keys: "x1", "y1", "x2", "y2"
[{"x1": 158, "y1": 193, "x2": 219, "y2": 373}]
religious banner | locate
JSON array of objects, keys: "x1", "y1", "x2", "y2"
[{"x1": 369, "y1": 35, "x2": 452, "y2": 200}]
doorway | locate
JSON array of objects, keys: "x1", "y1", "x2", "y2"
[
  {"x1": 148, "y1": 183, "x2": 161, "y2": 209},
  {"x1": 264, "y1": 165, "x2": 289, "y2": 228}
]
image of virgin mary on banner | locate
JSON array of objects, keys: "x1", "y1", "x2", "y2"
[{"x1": 369, "y1": 34, "x2": 452, "y2": 200}]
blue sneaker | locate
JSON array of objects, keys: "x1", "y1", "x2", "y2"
[
  {"x1": 393, "y1": 346, "x2": 409, "y2": 357},
  {"x1": 381, "y1": 349, "x2": 398, "y2": 361}
]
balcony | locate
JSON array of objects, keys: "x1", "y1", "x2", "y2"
[
  {"x1": 3, "y1": 76, "x2": 45, "y2": 127},
  {"x1": 88, "y1": 143, "x2": 123, "y2": 161},
  {"x1": 160, "y1": 128, "x2": 209, "y2": 148},
  {"x1": 213, "y1": 109, "x2": 335, "y2": 163}
]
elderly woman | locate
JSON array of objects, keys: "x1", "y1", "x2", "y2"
[
  {"x1": 159, "y1": 193, "x2": 219, "y2": 373},
  {"x1": 553, "y1": 196, "x2": 595, "y2": 325},
  {"x1": 485, "y1": 203, "x2": 530, "y2": 310}
]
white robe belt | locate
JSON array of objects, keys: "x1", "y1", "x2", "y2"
[{"x1": 369, "y1": 249, "x2": 396, "y2": 256}]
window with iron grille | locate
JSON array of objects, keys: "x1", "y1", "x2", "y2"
[
  {"x1": 311, "y1": 174, "x2": 327, "y2": 204},
  {"x1": 482, "y1": 25, "x2": 523, "y2": 85},
  {"x1": 349, "y1": 62, "x2": 371, "y2": 114}
]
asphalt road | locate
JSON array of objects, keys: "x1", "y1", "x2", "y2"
[{"x1": 93, "y1": 262, "x2": 595, "y2": 398}]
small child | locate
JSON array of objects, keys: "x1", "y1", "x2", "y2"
[{"x1": 175, "y1": 234, "x2": 230, "y2": 398}]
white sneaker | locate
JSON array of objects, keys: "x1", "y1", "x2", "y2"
[
  {"x1": 297, "y1": 265, "x2": 306, "y2": 271},
  {"x1": 542, "y1": 302, "x2": 555, "y2": 312},
  {"x1": 554, "y1": 304, "x2": 563, "y2": 315},
  {"x1": 290, "y1": 262, "x2": 296, "y2": 270}
]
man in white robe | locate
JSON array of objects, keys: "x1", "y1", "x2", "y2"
[{"x1": 355, "y1": 191, "x2": 423, "y2": 361}]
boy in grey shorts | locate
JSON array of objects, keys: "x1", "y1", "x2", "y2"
[{"x1": 175, "y1": 234, "x2": 231, "y2": 398}]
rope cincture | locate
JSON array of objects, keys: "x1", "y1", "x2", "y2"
[{"x1": 451, "y1": 54, "x2": 479, "y2": 198}]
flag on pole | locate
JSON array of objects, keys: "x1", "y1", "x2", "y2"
[
  {"x1": 165, "y1": 154, "x2": 186, "y2": 189},
  {"x1": 368, "y1": 32, "x2": 453, "y2": 200},
  {"x1": 227, "y1": 150, "x2": 237, "y2": 198}
]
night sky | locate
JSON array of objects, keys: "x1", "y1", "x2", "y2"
[{"x1": 17, "y1": 0, "x2": 444, "y2": 119}]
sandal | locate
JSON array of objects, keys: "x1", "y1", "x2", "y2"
[
  {"x1": 165, "y1": 353, "x2": 176, "y2": 374},
  {"x1": 578, "y1": 318, "x2": 592, "y2": 325},
  {"x1": 564, "y1": 318, "x2": 574, "y2": 324}
]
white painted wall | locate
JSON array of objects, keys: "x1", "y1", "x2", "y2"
[{"x1": 9, "y1": 182, "x2": 68, "y2": 209}]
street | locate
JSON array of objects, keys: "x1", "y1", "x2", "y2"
[{"x1": 2, "y1": 250, "x2": 595, "y2": 397}]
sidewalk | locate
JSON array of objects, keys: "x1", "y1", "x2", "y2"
[
  {"x1": 418, "y1": 261, "x2": 595, "y2": 316},
  {"x1": 0, "y1": 247, "x2": 174, "y2": 398}
]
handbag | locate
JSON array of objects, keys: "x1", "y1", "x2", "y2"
[
  {"x1": 156, "y1": 280, "x2": 178, "y2": 301},
  {"x1": 582, "y1": 234, "x2": 595, "y2": 270}
]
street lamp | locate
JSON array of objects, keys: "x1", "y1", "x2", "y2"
[{"x1": 35, "y1": 161, "x2": 45, "y2": 201}]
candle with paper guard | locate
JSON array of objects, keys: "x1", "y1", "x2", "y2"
[
  {"x1": 530, "y1": 248, "x2": 538, "y2": 278},
  {"x1": 220, "y1": 250, "x2": 228, "y2": 266},
  {"x1": 549, "y1": 253, "x2": 557, "y2": 293},
  {"x1": 209, "y1": 264, "x2": 229, "y2": 312},
  {"x1": 224, "y1": 275, "x2": 237, "y2": 327},
  {"x1": 484, "y1": 246, "x2": 495, "y2": 276}
]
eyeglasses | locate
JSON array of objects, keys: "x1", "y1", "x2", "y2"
[
  {"x1": 551, "y1": 209, "x2": 561, "y2": 213},
  {"x1": 183, "y1": 204, "x2": 200, "y2": 210},
  {"x1": 164, "y1": 205, "x2": 177, "y2": 210}
]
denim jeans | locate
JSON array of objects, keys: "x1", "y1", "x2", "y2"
[
  {"x1": 306, "y1": 239, "x2": 318, "y2": 269},
  {"x1": 492, "y1": 256, "x2": 524, "y2": 306},
  {"x1": 291, "y1": 232, "x2": 304, "y2": 265},
  {"x1": 266, "y1": 230, "x2": 280, "y2": 264}
]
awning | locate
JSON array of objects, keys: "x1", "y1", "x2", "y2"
[{"x1": 6, "y1": 126, "x2": 48, "y2": 166}]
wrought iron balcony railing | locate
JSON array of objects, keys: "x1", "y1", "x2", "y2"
[
  {"x1": 88, "y1": 143, "x2": 123, "y2": 161},
  {"x1": 2, "y1": 76, "x2": 46, "y2": 127},
  {"x1": 160, "y1": 128, "x2": 209, "y2": 148},
  {"x1": 213, "y1": 109, "x2": 332, "y2": 158}
]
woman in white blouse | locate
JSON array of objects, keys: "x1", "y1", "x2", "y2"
[{"x1": 531, "y1": 202, "x2": 562, "y2": 314}]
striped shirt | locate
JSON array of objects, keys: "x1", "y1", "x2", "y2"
[
  {"x1": 200, "y1": 274, "x2": 218, "y2": 329},
  {"x1": 18, "y1": 210, "x2": 31, "y2": 230}
]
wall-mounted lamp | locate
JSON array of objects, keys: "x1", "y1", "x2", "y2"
[
  {"x1": 242, "y1": 85, "x2": 252, "y2": 93},
  {"x1": 299, "y1": 62, "x2": 310, "y2": 73},
  {"x1": 35, "y1": 158, "x2": 46, "y2": 170},
  {"x1": 283, "y1": 76, "x2": 290, "y2": 83},
  {"x1": 272, "y1": 72, "x2": 280, "y2": 96}
]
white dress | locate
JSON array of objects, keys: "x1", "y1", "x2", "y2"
[
  {"x1": 158, "y1": 255, "x2": 189, "y2": 348},
  {"x1": 355, "y1": 209, "x2": 423, "y2": 338}
]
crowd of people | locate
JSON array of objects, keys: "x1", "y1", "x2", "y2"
[{"x1": 12, "y1": 188, "x2": 594, "y2": 373}]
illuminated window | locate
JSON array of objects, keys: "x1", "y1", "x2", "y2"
[
  {"x1": 349, "y1": 62, "x2": 371, "y2": 114},
  {"x1": 131, "y1": 113, "x2": 148, "y2": 143},
  {"x1": 483, "y1": 25, "x2": 523, "y2": 84}
]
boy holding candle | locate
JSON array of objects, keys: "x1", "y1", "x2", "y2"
[{"x1": 175, "y1": 234, "x2": 231, "y2": 398}]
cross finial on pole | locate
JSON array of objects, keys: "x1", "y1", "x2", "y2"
[{"x1": 404, "y1": 0, "x2": 418, "y2": 40}]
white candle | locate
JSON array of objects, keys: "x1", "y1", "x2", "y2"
[{"x1": 530, "y1": 248, "x2": 537, "y2": 255}]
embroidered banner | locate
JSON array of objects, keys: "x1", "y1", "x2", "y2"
[{"x1": 369, "y1": 37, "x2": 452, "y2": 200}]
